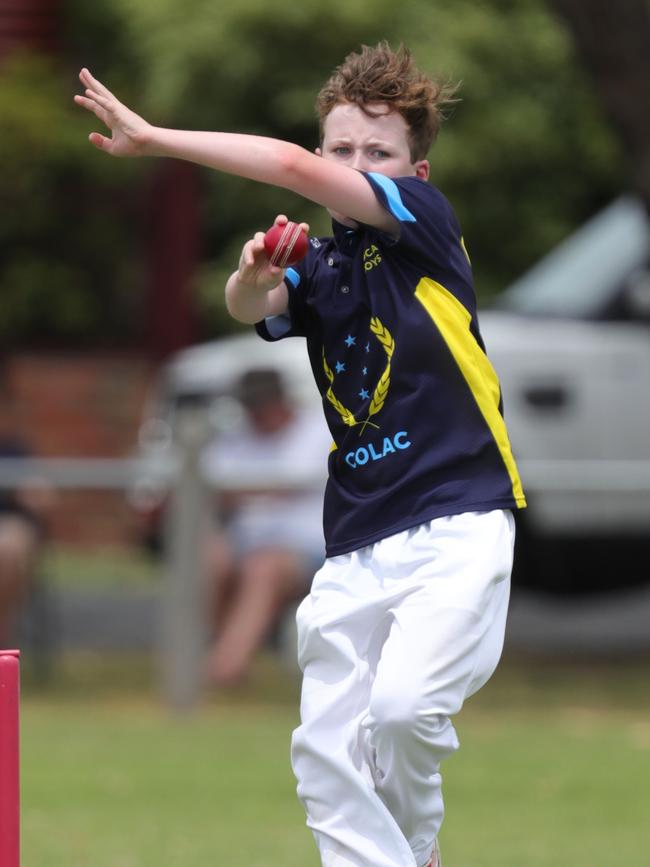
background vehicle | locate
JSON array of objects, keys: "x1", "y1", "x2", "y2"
[{"x1": 481, "y1": 196, "x2": 650, "y2": 594}]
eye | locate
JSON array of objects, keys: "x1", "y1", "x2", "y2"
[
  {"x1": 332, "y1": 146, "x2": 351, "y2": 156},
  {"x1": 370, "y1": 149, "x2": 390, "y2": 159}
]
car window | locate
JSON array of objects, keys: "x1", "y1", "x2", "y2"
[{"x1": 494, "y1": 197, "x2": 650, "y2": 319}]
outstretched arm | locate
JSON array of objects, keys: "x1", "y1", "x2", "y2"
[{"x1": 74, "y1": 69, "x2": 397, "y2": 232}]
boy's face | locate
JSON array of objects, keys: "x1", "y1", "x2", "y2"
[{"x1": 318, "y1": 101, "x2": 429, "y2": 225}]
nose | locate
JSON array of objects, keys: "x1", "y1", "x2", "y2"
[{"x1": 350, "y1": 153, "x2": 369, "y2": 172}]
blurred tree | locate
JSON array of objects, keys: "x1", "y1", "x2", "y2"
[
  {"x1": 0, "y1": 0, "x2": 151, "y2": 348},
  {"x1": 113, "y1": 0, "x2": 405, "y2": 336},
  {"x1": 174, "y1": 0, "x2": 626, "y2": 324},
  {"x1": 0, "y1": 0, "x2": 63, "y2": 55},
  {"x1": 0, "y1": 0, "x2": 630, "y2": 346},
  {"x1": 402, "y1": 0, "x2": 625, "y2": 297},
  {"x1": 550, "y1": 0, "x2": 650, "y2": 214},
  {"x1": 0, "y1": 51, "x2": 146, "y2": 348}
]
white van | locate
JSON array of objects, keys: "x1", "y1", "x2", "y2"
[{"x1": 481, "y1": 196, "x2": 650, "y2": 593}]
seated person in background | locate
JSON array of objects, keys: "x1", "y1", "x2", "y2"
[
  {"x1": 202, "y1": 368, "x2": 330, "y2": 686},
  {"x1": 0, "y1": 379, "x2": 52, "y2": 646}
]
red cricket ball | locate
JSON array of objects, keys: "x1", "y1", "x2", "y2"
[{"x1": 263, "y1": 221, "x2": 309, "y2": 268}]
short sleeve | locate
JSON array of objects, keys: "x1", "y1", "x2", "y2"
[
  {"x1": 364, "y1": 173, "x2": 470, "y2": 278},
  {"x1": 255, "y1": 262, "x2": 310, "y2": 342}
]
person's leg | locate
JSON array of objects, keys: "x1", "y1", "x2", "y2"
[
  {"x1": 207, "y1": 547, "x2": 308, "y2": 685},
  {"x1": 361, "y1": 510, "x2": 515, "y2": 866},
  {"x1": 291, "y1": 553, "x2": 420, "y2": 867},
  {"x1": 0, "y1": 516, "x2": 39, "y2": 644},
  {"x1": 204, "y1": 529, "x2": 238, "y2": 634}
]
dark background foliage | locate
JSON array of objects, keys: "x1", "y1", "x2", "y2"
[{"x1": 0, "y1": 0, "x2": 635, "y2": 347}]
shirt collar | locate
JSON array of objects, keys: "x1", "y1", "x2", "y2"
[{"x1": 332, "y1": 219, "x2": 360, "y2": 252}]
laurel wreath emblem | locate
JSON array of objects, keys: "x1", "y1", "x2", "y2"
[
  {"x1": 322, "y1": 316, "x2": 395, "y2": 435},
  {"x1": 323, "y1": 351, "x2": 357, "y2": 427}
]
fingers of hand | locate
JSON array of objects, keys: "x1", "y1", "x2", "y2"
[
  {"x1": 76, "y1": 95, "x2": 108, "y2": 124},
  {"x1": 88, "y1": 132, "x2": 109, "y2": 151},
  {"x1": 241, "y1": 235, "x2": 267, "y2": 268},
  {"x1": 239, "y1": 236, "x2": 281, "y2": 285},
  {"x1": 73, "y1": 93, "x2": 92, "y2": 110},
  {"x1": 77, "y1": 69, "x2": 118, "y2": 125},
  {"x1": 79, "y1": 68, "x2": 114, "y2": 101},
  {"x1": 273, "y1": 214, "x2": 309, "y2": 234},
  {"x1": 240, "y1": 239, "x2": 257, "y2": 268},
  {"x1": 273, "y1": 214, "x2": 309, "y2": 235},
  {"x1": 83, "y1": 88, "x2": 111, "y2": 109}
]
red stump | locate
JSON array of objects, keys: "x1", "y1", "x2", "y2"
[{"x1": 0, "y1": 650, "x2": 20, "y2": 867}]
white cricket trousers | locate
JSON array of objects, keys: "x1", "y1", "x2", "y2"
[{"x1": 291, "y1": 509, "x2": 515, "y2": 867}]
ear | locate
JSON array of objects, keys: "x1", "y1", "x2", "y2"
[
  {"x1": 315, "y1": 146, "x2": 322, "y2": 157},
  {"x1": 415, "y1": 160, "x2": 429, "y2": 180}
]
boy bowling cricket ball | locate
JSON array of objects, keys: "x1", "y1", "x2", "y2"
[{"x1": 264, "y1": 221, "x2": 309, "y2": 267}]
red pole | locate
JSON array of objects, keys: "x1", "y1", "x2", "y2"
[{"x1": 0, "y1": 650, "x2": 20, "y2": 867}]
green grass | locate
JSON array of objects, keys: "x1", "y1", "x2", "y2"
[
  {"x1": 43, "y1": 544, "x2": 160, "y2": 589},
  {"x1": 19, "y1": 652, "x2": 650, "y2": 867}
]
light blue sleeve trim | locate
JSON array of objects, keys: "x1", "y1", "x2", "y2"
[
  {"x1": 265, "y1": 313, "x2": 292, "y2": 338},
  {"x1": 285, "y1": 267, "x2": 300, "y2": 288},
  {"x1": 367, "y1": 173, "x2": 416, "y2": 223}
]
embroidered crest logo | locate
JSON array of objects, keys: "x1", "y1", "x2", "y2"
[{"x1": 323, "y1": 317, "x2": 395, "y2": 435}]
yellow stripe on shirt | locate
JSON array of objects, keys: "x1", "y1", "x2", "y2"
[
  {"x1": 460, "y1": 236, "x2": 471, "y2": 265},
  {"x1": 415, "y1": 277, "x2": 526, "y2": 507}
]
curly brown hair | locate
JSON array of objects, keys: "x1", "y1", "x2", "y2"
[{"x1": 316, "y1": 42, "x2": 460, "y2": 162}]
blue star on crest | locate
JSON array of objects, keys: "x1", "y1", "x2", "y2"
[
  {"x1": 362, "y1": 366, "x2": 368, "y2": 376},
  {"x1": 335, "y1": 361, "x2": 346, "y2": 374},
  {"x1": 344, "y1": 335, "x2": 357, "y2": 347},
  {"x1": 358, "y1": 388, "x2": 370, "y2": 400},
  {"x1": 364, "y1": 342, "x2": 371, "y2": 353}
]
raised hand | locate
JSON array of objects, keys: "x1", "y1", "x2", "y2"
[
  {"x1": 74, "y1": 68, "x2": 153, "y2": 157},
  {"x1": 238, "y1": 230, "x2": 285, "y2": 293},
  {"x1": 237, "y1": 215, "x2": 309, "y2": 292}
]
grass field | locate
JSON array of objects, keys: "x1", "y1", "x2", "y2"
[{"x1": 19, "y1": 651, "x2": 650, "y2": 867}]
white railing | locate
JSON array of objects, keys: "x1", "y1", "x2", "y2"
[{"x1": 0, "y1": 406, "x2": 325, "y2": 713}]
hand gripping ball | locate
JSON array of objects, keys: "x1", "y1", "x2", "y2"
[{"x1": 263, "y1": 221, "x2": 309, "y2": 268}]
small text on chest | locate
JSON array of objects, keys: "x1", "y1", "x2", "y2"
[{"x1": 363, "y1": 245, "x2": 382, "y2": 272}]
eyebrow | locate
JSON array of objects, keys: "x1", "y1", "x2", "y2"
[{"x1": 328, "y1": 138, "x2": 393, "y2": 148}]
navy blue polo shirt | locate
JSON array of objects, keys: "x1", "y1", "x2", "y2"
[{"x1": 257, "y1": 173, "x2": 526, "y2": 556}]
